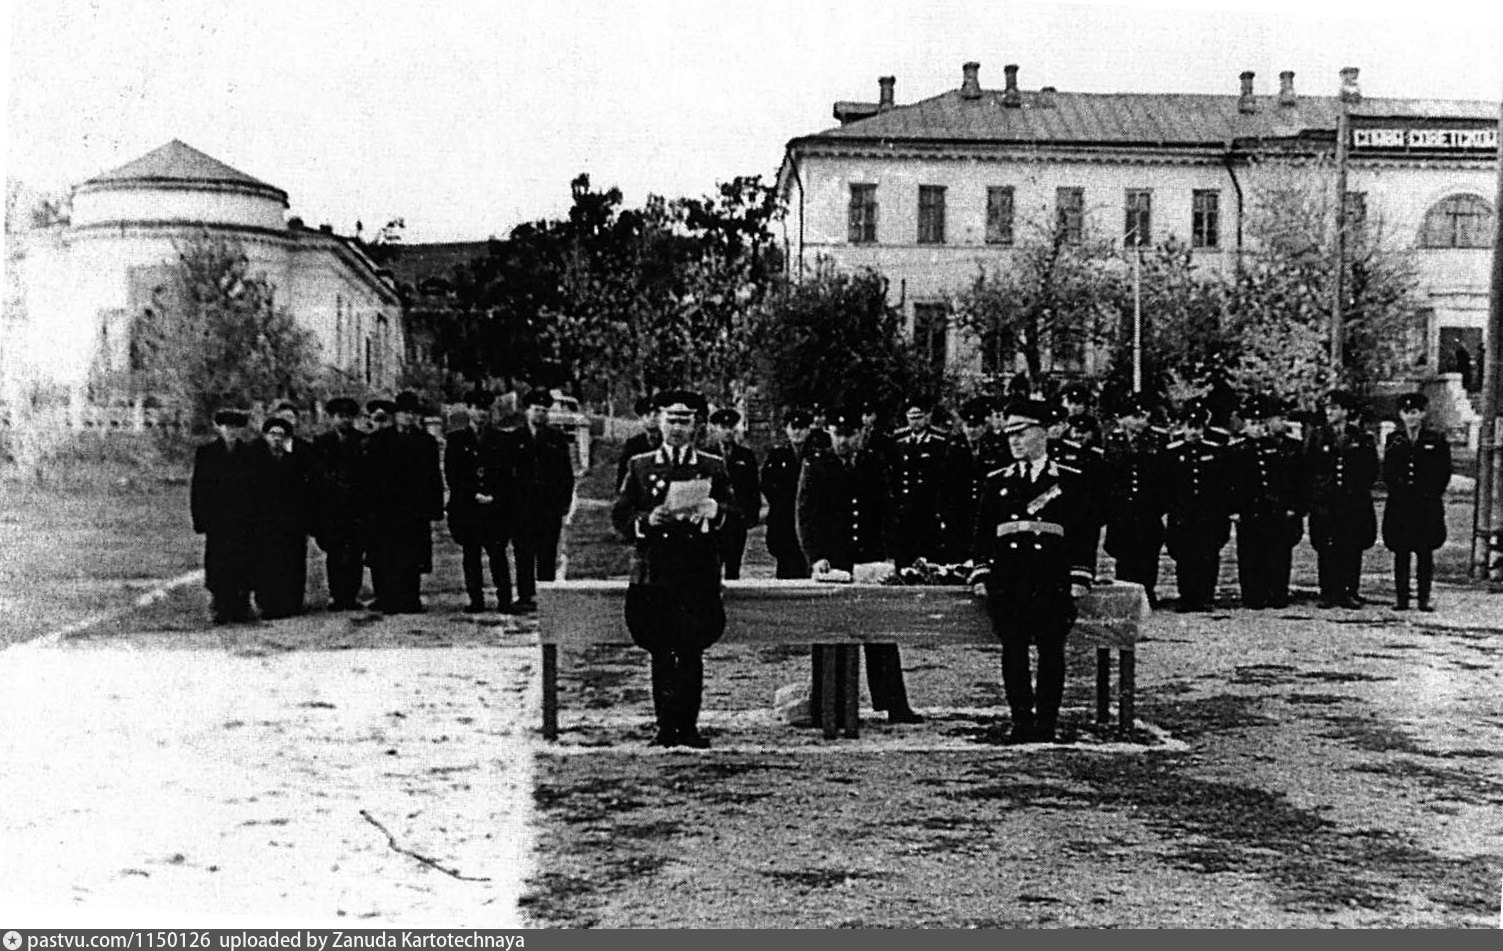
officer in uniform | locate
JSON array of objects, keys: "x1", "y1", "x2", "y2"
[
  {"x1": 890, "y1": 397, "x2": 954, "y2": 568},
  {"x1": 761, "y1": 408, "x2": 817, "y2": 579},
  {"x1": 1102, "y1": 394, "x2": 1166, "y2": 606},
  {"x1": 1227, "y1": 395, "x2": 1306, "y2": 609},
  {"x1": 1382, "y1": 392, "x2": 1451, "y2": 611},
  {"x1": 1163, "y1": 402, "x2": 1230, "y2": 612},
  {"x1": 969, "y1": 399, "x2": 1096, "y2": 743},
  {"x1": 612, "y1": 389, "x2": 735, "y2": 748},
  {"x1": 706, "y1": 408, "x2": 761, "y2": 580},
  {"x1": 445, "y1": 389, "x2": 516, "y2": 613},
  {"x1": 617, "y1": 395, "x2": 662, "y2": 490},
  {"x1": 1305, "y1": 390, "x2": 1378, "y2": 609},
  {"x1": 364, "y1": 391, "x2": 445, "y2": 614},
  {"x1": 1059, "y1": 382, "x2": 1100, "y2": 448},
  {"x1": 507, "y1": 387, "x2": 577, "y2": 613},
  {"x1": 796, "y1": 406, "x2": 922, "y2": 725},
  {"x1": 948, "y1": 397, "x2": 1005, "y2": 561},
  {"x1": 312, "y1": 397, "x2": 368, "y2": 611},
  {"x1": 190, "y1": 407, "x2": 261, "y2": 624},
  {"x1": 859, "y1": 401, "x2": 896, "y2": 460}
]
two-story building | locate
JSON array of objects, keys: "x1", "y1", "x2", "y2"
[{"x1": 778, "y1": 62, "x2": 1496, "y2": 388}]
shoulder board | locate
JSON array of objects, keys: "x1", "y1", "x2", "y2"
[
  {"x1": 1055, "y1": 462, "x2": 1082, "y2": 475},
  {"x1": 697, "y1": 450, "x2": 724, "y2": 463},
  {"x1": 1166, "y1": 439, "x2": 1185, "y2": 450},
  {"x1": 985, "y1": 466, "x2": 1012, "y2": 480},
  {"x1": 1086, "y1": 445, "x2": 1105, "y2": 458}
]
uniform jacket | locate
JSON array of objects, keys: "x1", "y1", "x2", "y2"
[
  {"x1": 714, "y1": 440, "x2": 762, "y2": 529},
  {"x1": 612, "y1": 444, "x2": 735, "y2": 589},
  {"x1": 1228, "y1": 434, "x2": 1306, "y2": 522},
  {"x1": 1101, "y1": 428, "x2": 1165, "y2": 526},
  {"x1": 444, "y1": 425, "x2": 515, "y2": 542},
  {"x1": 617, "y1": 429, "x2": 662, "y2": 492},
  {"x1": 969, "y1": 455, "x2": 1096, "y2": 591},
  {"x1": 760, "y1": 441, "x2": 808, "y2": 557},
  {"x1": 795, "y1": 446, "x2": 891, "y2": 570},
  {"x1": 890, "y1": 426, "x2": 954, "y2": 515},
  {"x1": 1305, "y1": 423, "x2": 1378, "y2": 549},
  {"x1": 1162, "y1": 436, "x2": 1231, "y2": 556},
  {"x1": 1381, "y1": 425, "x2": 1451, "y2": 552},
  {"x1": 508, "y1": 424, "x2": 576, "y2": 522},
  {"x1": 1050, "y1": 436, "x2": 1107, "y2": 528}
]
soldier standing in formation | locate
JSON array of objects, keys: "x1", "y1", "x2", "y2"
[
  {"x1": 948, "y1": 397, "x2": 1000, "y2": 562},
  {"x1": 613, "y1": 389, "x2": 734, "y2": 748},
  {"x1": 889, "y1": 397, "x2": 954, "y2": 568},
  {"x1": 1101, "y1": 395, "x2": 1165, "y2": 607},
  {"x1": 445, "y1": 389, "x2": 516, "y2": 614},
  {"x1": 706, "y1": 408, "x2": 761, "y2": 580},
  {"x1": 190, "y1": 408, "x2": 261, "y2": 624},
  {"x1": 1382, "y1": 393, "x2": 1451, "y2": 612},
  {"x1": 312, "y1": 397, "x2": 368, "y2": 611},
  {"x1": 1163, "y1": 402, "x2": 1230, "y2": 612},
  {"x1": 969, "y1": 399, "x2": 1097, "y2": 744},
  {"x1": 364, "y1": 391, "x2": 444, "y2": 614},
  {"x1": 617, "y1": 395, "x2": 662, "y2": 490},
  {"x1": 509, "y1": 388, "x2": 576, "y2": 613},
  {"x1": 254, "y1": 416, "x2": 311, "y2": 619},
  {"x1": 1305, "y1": 390, "x2": 1378, "y2": 609},
  {"x1": 761, "y1": 408, "x2": 817, "y2": 579},
  {"x1": 796, "y1": 406, "x2": 923, "y2": 725},
  {"x1": 1227, "y1": 395, "x2": 1305, "y2": 609}
]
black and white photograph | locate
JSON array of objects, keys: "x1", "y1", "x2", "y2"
[{"x1": 3, "y1": 0, "x2": 1503, "y2": 930}]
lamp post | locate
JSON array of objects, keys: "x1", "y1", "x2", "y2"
[{"x1": 1330, "y1": 66, "x2": 1361, "y2": 379}]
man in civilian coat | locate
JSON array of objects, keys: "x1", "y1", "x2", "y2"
[
  {"x1": 190, "y1": 407, "x2": 261, "y2": 624},
  {"x1": 969, "y1": 399, "x2": 1097, "y2": 744},
  {"x1": 507, "y1": 387, "x2": 576, "y2": 614},
  {"x1": 364, "y1": 391, "x2": 445, "y2": 614},
  {"x1": 1306, "y1": 390, "x2": 1379, "y2": 609},
  {"x1": 253, "y1": 416, "x2": 312, "y2": 619},
  {"x1": 796, "y1": 406, "x2": 923, "y2": 725},
  {"x1": 612, "y1": 389, "x2": 735, "y2": 748},
  {"x1": 761, "y1": 408, "x2": 817, "y2": 579},
  {"x1": 445, "y1": 389, "x2": 516, "y2": 613},
  {"x1": 312, "y1": 397, "x2": 368, "y2": 611},
  {"x1": 706, "y1": 408, "x2": 760, "y2": 580},
  {"x1": 1382, "y1": 392, "x2": 1452, "y2": 611},
  {"x1": 1227, "y1": 395, "x2": 1306, "y2": 609}
]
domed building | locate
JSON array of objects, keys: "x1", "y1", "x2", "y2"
[{"x1": 3, "y1": 140, "x2": 403, "y2": 423}]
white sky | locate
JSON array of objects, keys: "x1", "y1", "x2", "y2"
[{"x1": 5, "y1": 0, "x2": 1502, "y2": 243}]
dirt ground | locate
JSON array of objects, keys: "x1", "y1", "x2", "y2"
[{"x1": 3, "y1": 456, "x2": 1502, "y2": 927}]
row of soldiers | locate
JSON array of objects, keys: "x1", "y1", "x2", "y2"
[{"x1": 189, "y1": 388, "x2": 575, "y2": 623}]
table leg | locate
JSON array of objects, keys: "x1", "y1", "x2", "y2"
[
  {"x1": 541, "y1": 644, "x2": 559, "y2": 741},
  {"x1": 1095, "y1": 648, "x2": 1111, "y2": 723},
  {"x1": 842, "y1": 645, "x2": 860, "y2": 739},
  {"x1": 819, "y1": 644, "x2": 839, "y2": 740},
  {"x1": 1119, "y1": 648, "x2": 1135, "y2": 731}
]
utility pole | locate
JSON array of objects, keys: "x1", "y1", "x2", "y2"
[
  {"x1": 1330, "y1": 67, "x2": 1360, "y2": 379},
  {"x1": 1132, "y1": 230, "x2": 1143, "y2": 394},
  {"x1": 1471, "y1": 93, "x2": 1503, "y2": 582}
]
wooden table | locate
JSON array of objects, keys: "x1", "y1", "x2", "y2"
[{"x1": 536, "y1": 579, "x2": 1150, "y2": 741}]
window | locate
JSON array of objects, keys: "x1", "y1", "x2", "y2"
[
  {"x1": 1056, "y1": 187, "x2": 1084, "y2": 243},
  {"x1": 985, "y1": 186, "x2": 1015, "y2": 245},
  {"x1": 918, "y1": 186, "x2": 947, "y2": 244},
  {"x1": 1192, "y1": 190, "x2": 1220, "y2": 249},
  {"x1": 1124, "y1": 189, "x2": 1151, "y2": 247},
  {"x1": 913, "y1": 303, "x2": 948, "y2": 372},
  {"x1": 1420, "y1": 194, "x2": 1494, "y2": 248},
  {"x1": 848, "y1": 184, "x2": 878, "y2": 244}
]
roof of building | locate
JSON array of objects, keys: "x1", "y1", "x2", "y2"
[
  {"x1": 80, "y1": 140, "x2": 287, "y2": 198},
  {"x1": 385, "y1": 241, "x2": 492, "y2": 289},
  {"x1": 792, "y1": 86, "x2": 1500, "y2": 150}
]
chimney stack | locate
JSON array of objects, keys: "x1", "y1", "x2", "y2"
[
  {"x1": 1003, "y1": 64, "x2": 1022, "y2": 107},
  {"x1": 878, "y1": 75, "x2": 896, "y2": 111},
  {"x1": 1339, "y1": 66, "x2": 1362, "y2": 104},
  {"x1": 1278, "y1": 70, "x2": 1297, "y2": 107},
  {"x1": 961, "y1": 61, "x2": 982, "y2": 99},
  {"x1": 1039, "y1": 85, "x2": 1057, "y2": 109},
  {"x1": 1238, "y1": 70, "x2": 1257, "y2": 114}
]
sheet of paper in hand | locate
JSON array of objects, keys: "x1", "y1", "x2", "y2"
[{"x1": 664, "y1": 477, "x2": 712, "y2": 516}]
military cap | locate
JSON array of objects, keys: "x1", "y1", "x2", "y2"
[
  {"x1": 1325, "y1": 389, "x2": 1359, "y2": 410},
  {"x1": 213, "y1": 408, "x2": 250, "y2": 427},
  {"x1": 1180, "y1": 401, "x2": 1212, "y2": 427},
  {"x1": 520, "y1": 388, "x2": 554, "y2": 408},
  {"x1": 325, "y1": 397, "x2": 360, "y2": 416},
  {"x1": 1112, "y1": 393, "x2": 1152, "y2": 418},
  {"x1": 959, "y1": 397, "x2": 992, "y2": 426},
  {"x1": 262, "y1": 417, "x2": 293, "y2": 435},
  {"x1": 783, "y1": 408, "x2": 813, "y2": 428},
  {"x1": 1242, "y1": 394, "x2": 1275, "y2": 420},
  {"x1": 1066, "y1": 414, "x2": 1101, "y2": 438},
  {"x1": 1060, "y1": 381, "x2": 1094, "y2": 404},
  {"x1": 708, "y1": 408, "x2": 741, "y2": 428},
  {"x1": 367, "y1": 398, "x2": 396, "y2": 415},
  {"x1": 654, "y1": 389, "x2": 708, "y2": 414},
  {"x1": 394, "y1": 391, "x2": 423, "y2": 414},
  {"x1": 831, "y1": 406, "x2": 864, "y2": 432},
  {"x1": 1000, "y1": 398, "x2": 1053, "y2": 435},
  {"x1": 463, "y1": 388, "x2": 496, "y2": 409},
  {"x1": 633, "y1": 395, "x2": 655, "y2": 416},
  {"x1": 1397, "y1": 392, "x2": 1429, "y2": 412},
  {"x1": 902, "y1": 395, "x2": 934, "y2": 413}
]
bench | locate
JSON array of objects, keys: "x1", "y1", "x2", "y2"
[{"x1": 535, "y1": 579, "x2": 1150, "y2": 741}]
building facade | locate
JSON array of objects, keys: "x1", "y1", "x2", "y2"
[
  {"x1": 778, "y1": 63, "x2": 1496, "y2": 388},
  {"x1": 2, "y1": 140, "x2": 404, "y2": 421}
]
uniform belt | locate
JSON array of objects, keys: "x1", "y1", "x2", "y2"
[{"x1": 996, "y1": 520, "x2": 1064, "y2": 538}]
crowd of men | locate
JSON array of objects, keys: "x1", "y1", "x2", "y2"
[
  {"x1": 610, "y1": 383, "x2": 1453, "y2": 745},
  {"x1": 189, "y1": 388, "x2": 575, "y2": 624}
]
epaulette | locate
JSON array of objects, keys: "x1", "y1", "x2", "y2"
[
  {"x1": 698, "y1": 450, "x2": 724, "y2": 463},
  {"x1": 1055, "y1": 462, "x2": 1082, "y2": 475},
  {"x1": 985, "y1": 466, "x2": 1011, "y2": 480},
  {"x1": 1085, "y1": 444, "x2": 1105, "y2": 458},
  {"x1": 1166, "y1": 439, "x2": 1185, "y2": 450}
]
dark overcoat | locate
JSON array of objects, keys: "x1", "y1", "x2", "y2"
[
  {"x1": 1101, "y1": 428, "x2": 1166, "y2": 557},
  {"x1": 1305, "y1": 423, "x2": 1378, "y2": 552},
  {"x1": 311, "y1": 429, "x2": 366, "y2": 549},
  {"x1": 364, "y1": 426, "x2": 444, "y2": 574},
  {"x1": 1162, "y1": 438, "x2": 1231, "y2": 559},
  {"x1": 1381, "y1": 426, "x2": 1451, "y2": 552},
  {"x1": 190, "y1": 437, "x2": 262, "y2": 594},
  {"x1": 444, "y1": 425, "x2": 514, "y2": 545},
  {"x1": 1227, "y1": 433, "x2": 1306, "y2": 547},
  {"x1": 795, "y1": 447, "x2": 891, "y2": 570},
  {"x1": 760, "y1": 442, "x2": 806, "y2": 560}
]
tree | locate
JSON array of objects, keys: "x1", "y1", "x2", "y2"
[{"x1": 129, "y1": 233, "x2": 320, "y2": 427}]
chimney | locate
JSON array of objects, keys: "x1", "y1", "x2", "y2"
[
  {"x1": 318, "y1": 223, "x2": 334, "y2": 233},
  {"x1": 1238, "y1": 70, "x2": 1257, "y2": 114},
  {"x1": 1003, "y1": 64, "x2": 1022, "y2": 107},
  {"x1": 1039, "y1": 85, "x2": 1057, "y2": 109},
  {"x1": 878, "y1": 75, "x2": 896, "y2": 111},
  {"x1": 1339, "y1": 66, "x2": 1362, "y2": 104},
  {"x1": 961, "y1": 61, "x2": 981, "y2": 99},
  {"x1": 1278, "y1": 70, "x2": 1297, "y2": 107}
]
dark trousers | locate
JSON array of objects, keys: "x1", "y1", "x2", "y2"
[
  {"x1": 774, "y1": 550, "x2": 809, "y2": 580},
  {"x1": 810, "y1": 644, "x2": 913, "y2": 716},
  {"x1": 718, "y1": 522, "x2": 749, "y2": 580},
  {"x1": 204, "y1": 530, "x2": 255, "y2": 622},
  {"x1": 1393, "y1": 549, "x2": 1435, "y2": 606},
  {"x1": 649, "y1": 649, "x2": 705, "y2": 737},
  {"x1": 256, "y1": 531, "x2": 307, "y2": 619},
  {"x1": 324, "y1": 539, "x2": 365, "y2": 608},
  {"x1": 988, "y1": 581, "x2": 1074, "y2": 731},
  {"x1": 1112, "y1": 540, "x2": 1162, "y2": 605},
  {"x1": 1236, "y1": 518, "x2": 1294, "y2": 608},
  {"x1": 462, "y1": 538, "x2": 513, "y2": 607},
  {"x1": 512, "y1": 518, "x2": 561, "y2": 600},
  {"x1": 891, "y1": 510, "x2": 945, "y2": 569},
  {"x1": 625, "y1": 585, "x2": 724, "y2": 739},
  {"x1": 1173, "y1": 549, "x2": 1221, "y2": 608},
  {"x1": 1316, "y1": 543, "x2": 1365, "y2": 602}
]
